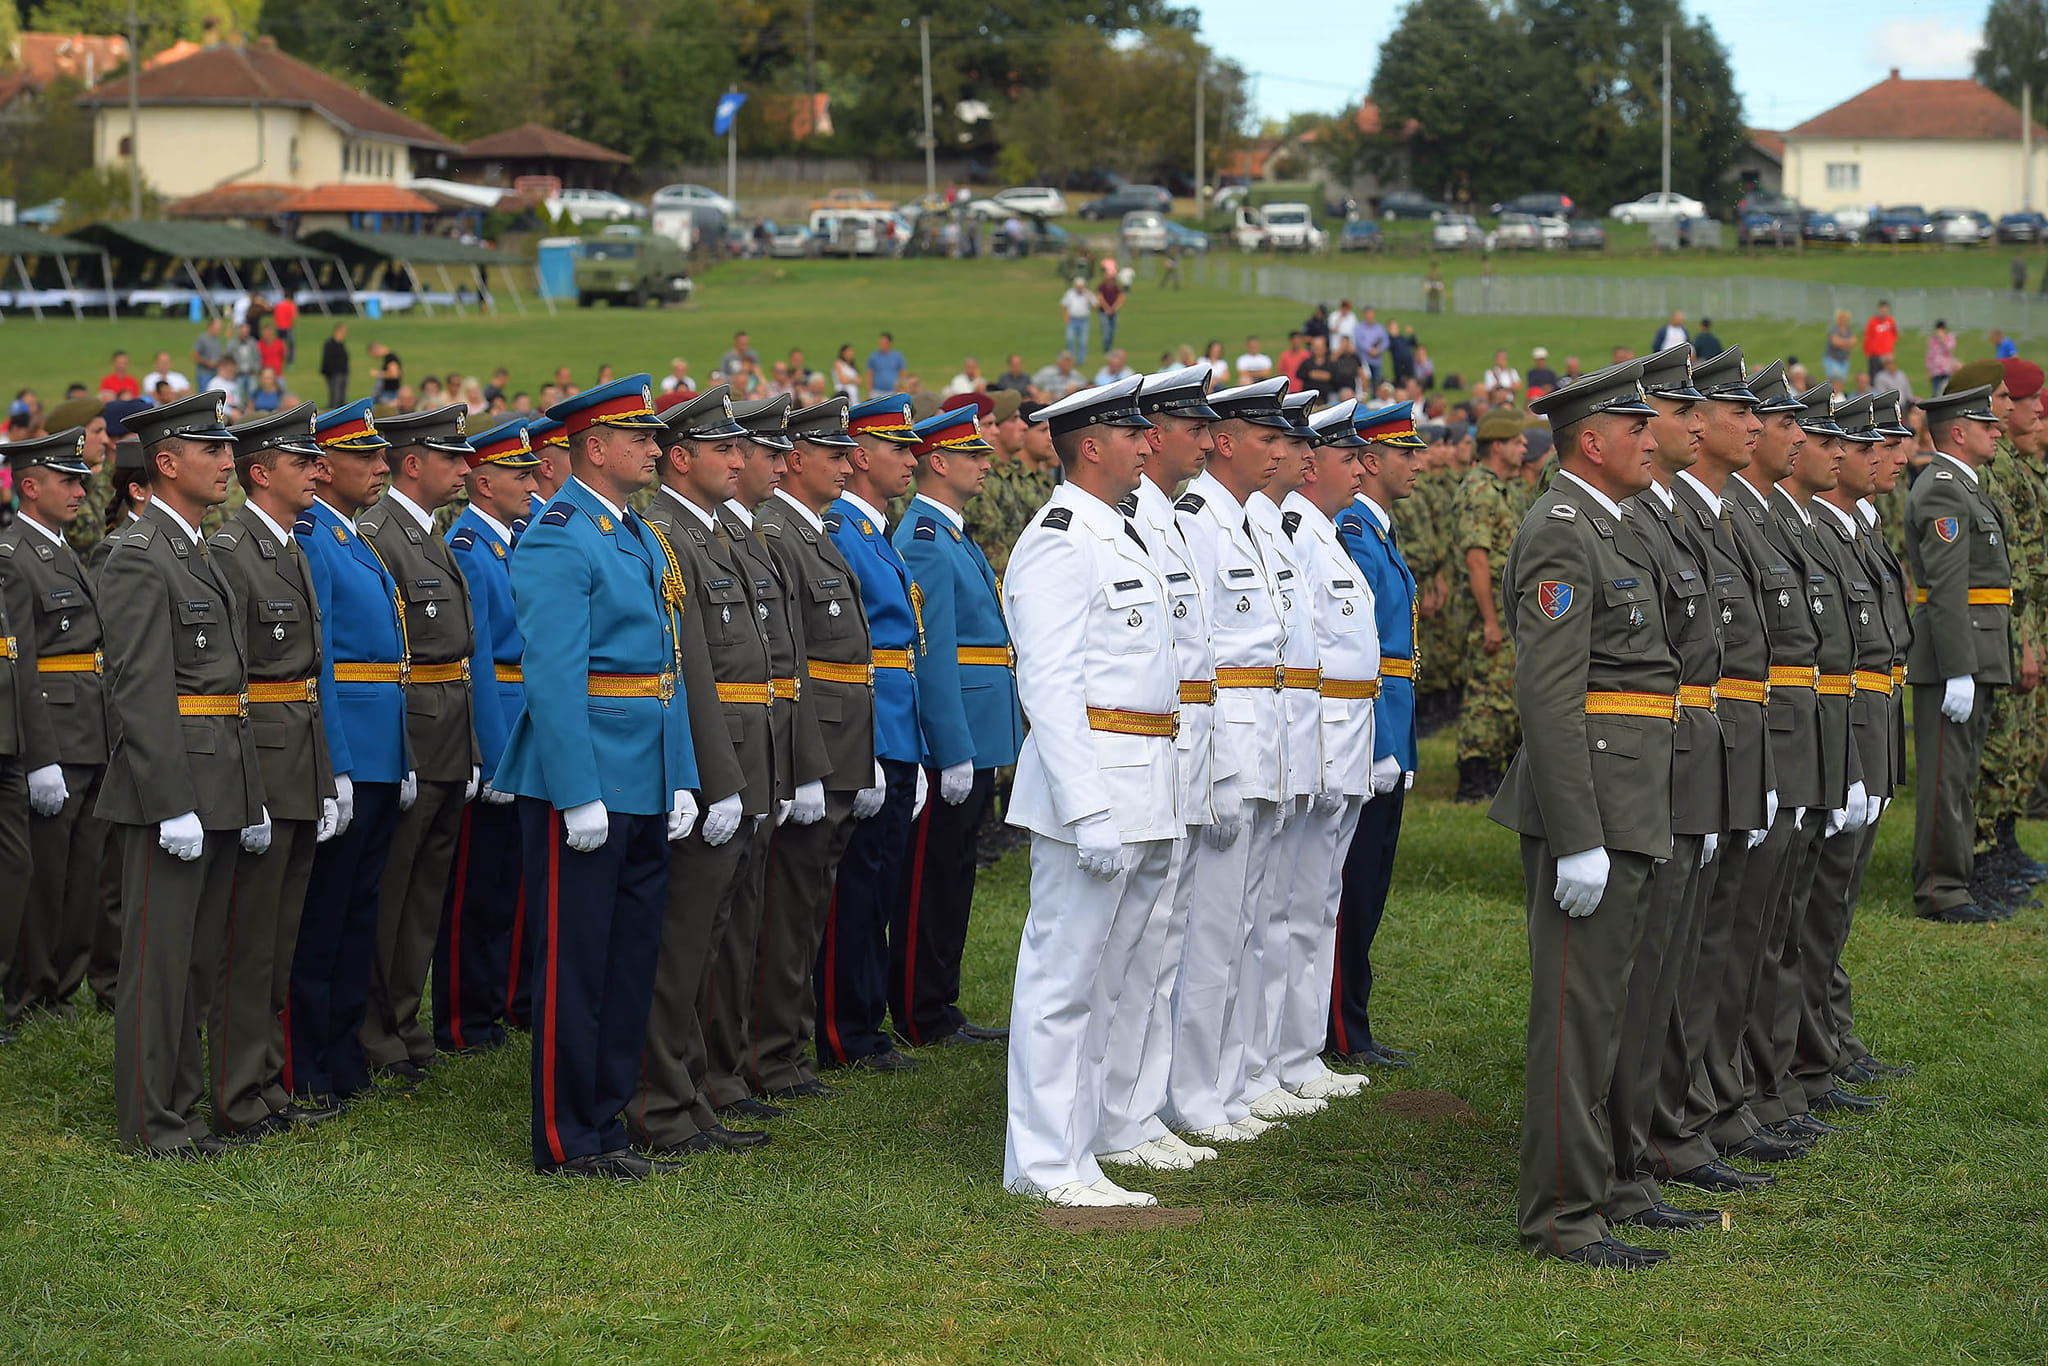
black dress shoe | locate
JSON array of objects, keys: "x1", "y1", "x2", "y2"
[
  {"x1": 1925, "y1": 903, "x2": 2000, "y2": 924},
  {"x1": 136, "y1": 1141, "x2": 211, "y2": 1161},
  {"x1": 547, "y1": 1149, "x2": 682, "y2": 1179},
  {"x1": 1812, "y1": 1086, "x2": 1885, "y2": 1112},
  {"x1": 1723, "y1": 1132, "x2": 1808, "y2": 1162},
  {"x1": 763, "y1": 1079, "x2": 838, "y2": 1100},
  {"x1": 223, "y1": 1113, "x2": 291, "y2": 1143},
  {"x1": 1556, "y1": 1236, "x2": 1669, "y2": 1270},
  {"x1": 279, "y1": 1096, "x2": 346, "y2": 1126},
  {"x1": 1856, "y1": 1053, "x2": 1916, "y2": 1078},
  {"x1": 373, "y1": 1058, "x2": 430, "y2": 1087},
  {"x1": 1834, "y1": 1057, "x2": 1881, "y2": 1084},
  {"x1": 926, "y1": 1030, "x2": 981, "y2": 1046},
  {"x1": 835, "y1": 1048, "x2": 917, "y2": 1073},
  {"x1": 957, "y1": 1021, "x2": 1010, "y2": 1042},
  {"x1": 641, "y1": 1132, "x2": 723, "y2": 1157},
  {"x1": 191, "y1": 1133, "x2": 235, "y2": 1157},
  {"x1": 0, "y1": 1027, "x2": 17, "y2": 1046},
  {"x1": 1671, "y1": 1159, "x2": 1776, "y2": 1192},
  {"x1": 703, "y1": 1122, "x2": 772, "y2": 1150},
  {"x1": 1372, "y1": 1041, "x2": 1418, "y2": 1058},
  {"x1": 1769, "y1": 1114, "x2": 1845, "y2": 1142},
  {"x1": 717, "y1": 1097, "x2": 786, "y2": 1120},
  {"x1": 1327, "y1": 1046, "x2": 1409, "y2": 1068},
  {"x1": 1618, "y1": 1201, "x2": 1719, "y2": 1232}
]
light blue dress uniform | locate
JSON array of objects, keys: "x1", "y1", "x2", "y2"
[
  {"x1": 1336, "y1": 497, "x2": 1418, "y2": 772},
  {"x1": 827, "y1": 492, "x2": 922, "y2": 764},
  {"x1": 297, "y1": 500, "x2": 408, "y2": 783},
  {"x1": 449, "y1": 503, "x2": 524, "y2": 783},
  {"x1": 892, "y1": 491, "x2": 1023, "y2": 770}
]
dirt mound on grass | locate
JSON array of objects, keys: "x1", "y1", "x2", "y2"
[{"x1": 1377, "y1": 1089, "x2": 1478, "y2": 1122}]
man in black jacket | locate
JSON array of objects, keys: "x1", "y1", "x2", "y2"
[{"x1": 319, "y1": 325, "x2": 351, "y2": 409}]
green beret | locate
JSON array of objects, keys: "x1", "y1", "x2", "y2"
[
  {"x1": 1951, "y1": 359, "x2": 2005, "y2": 395},
  {"x1": 45, "y1": 397, "x2": 105, "y2": 434},
  {"x1": 909, "y1": 392, "x2": 944, "y2": 422},
  {"x1": 1477, "y1": 411, "x2": 1526, "y2": 443},
  {"x1": 988, "y1": 388, "x2": 1023, "y2": 424}
]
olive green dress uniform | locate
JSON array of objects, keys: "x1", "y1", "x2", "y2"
[
  {"x1": 1906, "y1": 389, "x2": 2013, "y2": 918},
  {"x1": 81, "y1": 444, "x2": 149, "y2": 1010},
  {"x1": 356, "y1": 462, "x2": 482, "y2": 1076},
  {"x1": 1487, "y1": 366, "x2": 1679, "y2": 1258},
  {"x1": 630, "y1": 388, "x2": 770, "y2": 1145},
  {"x1": 0, "y1": 521, "x2": 38, "y2": 1031},
  {"x1": 0, "y1": 455, "x2": 112, "y2": 1020},
  {"x1": 207, "y1": 406, "x2": 338, "y2": 1131},
  {"x1": 1605, "y1": 478, "x2": 1722, "y2": 1222},
  {"x1": 751, "y1": 409, "x2": 876, "y2": 1094},
  {"x1": 1454, "y1": 462, "x2": 1525, "y2": 781},
  {"x1": 98, "y1": 479, "x2": 266, "y2": 1153}
]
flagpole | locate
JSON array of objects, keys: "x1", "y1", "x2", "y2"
[{"x1": 726, "y1": 84, "x2": 738, "y2": 212}]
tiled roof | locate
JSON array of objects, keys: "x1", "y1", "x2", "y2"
[
  {"x1": 277, "y1": 184, "x2": 440, "y2": 214},
  {"x1": 1748, "y1": 129, "x2": 1785, "y2": 160},
  {"x1": 10, "y1": 32, "x2": 130, "y2": 85},
  {"x1": 457, "y1": 122, "x2": 630, "y2": 165},
  {"x1": 77, "y1": 38, "x2": 456, "y2": 150},
  {"x1": 165, "y1": 182, "x2": 296, "y2": 218},
  {"x1": 1789, "y1": 74, "x2": 2047, "y2": 142}
]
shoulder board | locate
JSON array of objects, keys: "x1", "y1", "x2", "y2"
[
  {"x1": 1933, "y1": 469, "x2": 1954, "y2": 480},
  {"x1": 293, "y1": 513, "x2": 316, "y2": 535},
  {"x1": 1042, "y1": 507, "x2": 1073, "y2": 531},
  {"x1": 914, "y1": 517, "x2": 938, "y2": 541},
  {"x1": 823, "y1": 512, "x2": 844, "y2": 533},
  {"x1": 1547, "y1": 503, "x2": 1576, "y2": 520},
  {"x1": 1337, "y1": 511, "x2": 1362, "y2": 533},
  {"x1": 357, "y1": 513, "x2": 383, "y2": 534},
  {"x1": 0, "y1": 542, "x2": 12, "y2": 559},
  {"x1": 450, "y1": 530, "x2": 477, "y2": 551},
  {"x1": 539, "y1": 507, "x2": 573, "y2": 527},
  {"x1": 123, "y1": 522, "x2": 158, "y2": 547},
  {"x1": 1114, "y1": 492, "x2": 1139, "y2": 517},
  {"x1": 1281, "y1": 510, "x2": 1301, "y2": 538},
  {"x1": 210, "y1": 529, "x2": 240, "y2": 549},
  {"x1": 759, "y1": 520, "x2": 782, "y2": 538},
  {"x1": 1174, "y1": 493, "x2": 1206, "y2": 515}
]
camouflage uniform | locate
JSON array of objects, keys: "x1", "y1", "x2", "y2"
[
  {"x1": 65, "y1": 466, "x2": 116, "y2": 561},
  {"x1": 1410, "y1": 467, "x2": 1464, "y2": 705},
  {"x1": 1977, "y1": 441, "x2": 2048, "y2": 844},
  {"x1": 1452, "y1": 462, "x2": 1523, "y2": 773},
  {"x1": 965, "y1": 455, "x2": 1055, "y2": 579}
]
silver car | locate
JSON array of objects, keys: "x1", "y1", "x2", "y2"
[{"x1": 1432, "y1": 213, "x2": 1481, "y2": 249}]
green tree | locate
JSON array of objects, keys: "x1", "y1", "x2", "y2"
[
  {"x1": 23, "y1": 0, "x2": 257, "y2": 57},
  {"x1": 0, "y1": 74, "x2": 95, "y2": 206},
  {"x1": 264, "y1": 0, "x2": 424, "y2": 105},
  {"x1": 1368, "y1": 0, "x2": 1524, "y2": 205},
  {"x1": 1976, "y1": 0, "x2": 2048, "y2": 109},
  {"x1": 398, "y1": 0, "x2": 572, "y2": 141}
]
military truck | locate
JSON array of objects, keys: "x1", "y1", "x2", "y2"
[{"x1": 573, "y1": 226, "x2": 694, "y2": 307}]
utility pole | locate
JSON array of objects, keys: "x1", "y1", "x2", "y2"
[
  {"x1": 126, "y1": 0, "x2": 141, "y2": 219},
  {"x1": 2026, "y1": 84, "x2": 2035, "y2": 213},
  {"x1": 1194, "y1": 55, "x2": 1205, "y2": 209},
  {"x1": 1660, "y1": 23, "x2": 1672, "y2": 203},
  {"x1": 919, "y1": 15, "x2": 936, "y2": 197},
  {"x1": 804, "y1": 0, "x2": 817, "y2": 135}
]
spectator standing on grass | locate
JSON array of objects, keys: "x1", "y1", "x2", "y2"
[
  {"x1": 1303, "y1": 301, "x2": 1331, "y2": 340},
  {"x1": 1202, "y1": 340, "x2": 1230, "y2": 386},
  {"x1": 206, "y1": 357, "x2": 244, "y2": 418},
  {"x1": 1480, "y1": 350, "x2": 1521, "y2": 396},
  {"x1": 718, "y1": 331, "x2": 761, "y2": 380},
  {"x1": 1650, "y1": 308, "x2": 1688, "y2": 352},
  {"x1": 193, "y1": 318, "x2": 224, "y2": 391},
  {"x1": 1862, "y1": 300, "x2": 1899, "y2": 381},
  {"x1": 866, "y1": 333, "x2": 908, "y2": 397},
  {"x1": 1277, "y1": 333, "x2": 1311, "y2": 384},
  {"x1": 257, "y1": 321, "x2": 287, "y2": 380},
  {"x1": 1235, "y1": 336, "x2": 1274, "y2": 385},
  {"x1": 832, "y1": 345, "x2": 862, "y2": 400},
  {"x1": 1297, "y1": 335, "x2": 1336, "y2": 401},
  {"x1": 2013, "y1": 257, "x2": 2028, "y2": 295},
  {"x1": 1331, "y1": 299, "x2": 1358, "y2": 344},
  {"x1": 1097, "y1": 262, "x2": 1125, "y2": 355},
  {"x1": 99, "y1": 351, "x2": 142, "y2": 402},
  {"x1": 319, "y1": 324, "x2": 350, "y2": 408},
  {"x1": 945, "y1": 357, "x2": 987, "y2": 397},
  {"x1": 1873, "y1": 352, "x2": 1914, "y2": 403},
  {"x1": 1526, "y1": 347, "x2": 1559, "y2": 399},
  {"x1": 1692, "y1": 318, "x2": 1723, "y2": 359},
  {"x1": 1824, "y1": 309, "x2": 1855, "y2": 386},
  {"x1": 1354, "y1": 306, "x2": 1391, "y2": 386},
  {"x1": 990, "y1": 354, "x2": 1033, "y2": 396},
  {"x1": 1059, "y1": 278, "x2": 1094, "y2": 364},
  {"x1": 273, "y1": 295, "x2": 299, "y2": 365},
  {"x1": 1032, "y1": 351, "x2": 1086, "y2": 401},
  {"x1": 141, "y1": 352, "x2": 190, "y2": 400},
  {"x1": 1993, "y1": 328, "x2": 2019, "y2": 360},
  {"x1": 1329, "y1": 334, "x2": 1364, "y2": 399},
  {"x1": 1926, "y1": 321, "x2": 1957, "y2": 395},
  {"x1": 1387, "y1": 323, "x2": 1416, "y2": 386},
  {"x1": 230, "y1": 324, "x2": 262, "y2": 392}
]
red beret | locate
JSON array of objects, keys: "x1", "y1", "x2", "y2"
[
  {"x1": 940, "y1": 391, "x2": 993, "y2": 421},
  {"x1": 2001, "y1": 357, "x2": 2044, "y2": 401}
]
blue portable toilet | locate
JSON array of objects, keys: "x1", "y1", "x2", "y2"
[{"x1": 536, "y1": 237, "x2": 581, "y2": 300}]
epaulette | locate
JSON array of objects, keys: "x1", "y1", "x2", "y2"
[
  {"x1": 823, "y1": 512, "x2": 843, "y2": 533},
  {"x1": 211, "y1": 529, "x2": 240, "y2": 548},
  {"x1": 0, "y1": 543, "x2": 13, "y2": 559},
  {"x1": 760, "y1": 521, "x2": 782, "y2": 538},
  {"x1": 1933, "y1": 469, "x2": 1954, "y2": 480},
  {"x1": 293, "y1": 513, "x2": 317, "y2": 536},
  {"x1": 451, "y1": 530, "x2": 477, "y2": 551},
  {"x1": 539, "y1": 507, "x2": 573, "y2": 527},
  {"x1": 1115, "y1": 492, "x2": 1139, "y2": 517},
  {"x1": 1175, "y1": 493, "x2": 1205, "y2": 515},
  {"x1": 1042, "y1": 507, "x2": 1073, "y2": 531},
  {"x1": 1337, "y1": 511, "x2": 1362, "y2": 534},
  {"x1": 914, "y1": 516, "x2": 938, "y2": 541},
  {"x1": 357, "y1": 513, "x2": 383, "y2": 535},
  {"x1": 1281, "y1": 510, "x2": 1301, "y2": 539},
  {"x1": 1547, "y1": 503, "x2": 1577, "y2": 521},
  {"x1": 123, "y1": 522, "x2": 158, "y2": 547}
]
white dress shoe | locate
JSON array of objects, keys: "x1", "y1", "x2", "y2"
[
  {"x1": 1230, "y1": 1115, "x2": 1282, "y2": 1138},
  {"x1": 1134, "y1": 1137, "x2": 1199, "y2": 1170},
  {"x1": 1248, "y1": 1086, "x2": 1327, "y2": 1119},
  {"x1": 1040, "y1": 1180, "x2": 1128, "y2": 1207},
  {"x1": 1090, "y1": 1177, "x2": 1158, "y2": 1207},
  {"x1": 1099, "y1": 1143, "x2": 1191, "y2": 1171},
  {"x1": 1150, "y1": 1132, "x2": 1218, "y2": 1162},
  {"x1": 1293, "y1": 1071, "x2": 1368, "y2": 1100},
  {"x1": 1187, "y1": 1121, "x2": 1257, "y2": 1144}
]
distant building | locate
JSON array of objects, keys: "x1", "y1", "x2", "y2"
[
  {"x1": 1727, "y1": 129, "x2": 1784, "y2": 199},
  {"x1": 0, "y1": 31, "x2": 130, "y2": 126},
  {"x1": 76, "y1": 36, "x2": 456, "y2": 202},
  {"x1": 1782, "y1": 70, "x2": 2046, "y2": 216},
  {"x1": 446, "y1": 122, "x2": 631, "y2": 190}
]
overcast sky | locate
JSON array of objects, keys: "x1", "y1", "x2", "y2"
[{"x1": 1187, "y1": 0, "x2": 1988, "y2": 133}]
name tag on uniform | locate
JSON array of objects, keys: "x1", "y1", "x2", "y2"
[
  {"x1": 1113, "y1": 579, "x2": 1142, "y2": 592},
  {"x1": 1227, "y1": 568, "x2": 1256, "y2": 580}
]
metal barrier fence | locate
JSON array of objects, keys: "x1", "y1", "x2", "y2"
[{"x1": 1195, "y1": 257, "x2": 2048, "y2": 340}]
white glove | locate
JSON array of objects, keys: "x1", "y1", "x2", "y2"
[
  {"x1": 1699, "y1": 832, "x2": 1719, "y2": 866},
  {"x1": 159, "y1": 811, "x2": 205, "y2": 862},
  {"x1": 465, "y1": 765, "x2": 480, "y2": 802},
  {"x1": 1072, "y1": 810, "x2": 1125, "y2": 881},
  {"x1": 913, "y1": 765, "x2": 929, "y2": 818},
  {"x1": 1794, "y1": 806, "x2": 1808, "y2": 830},
  {"x1": 1941, "y1": 675, "x2": 1975, "y2": 723},
  {"x1": 790, "y1": 780, "x2": 826, "y2": 825},
  {"x1": 1311, "y1": 789, "x2": 1345, "y2": 816},
  {"x1": 1369, "y1": 755, "x2": 1401, "y2": 796},
  {"x1": 317, "y1": 797, "x2": 340, "y2": 843},
  {"x1": 479, "y1": 781, "x2": 516, "y2": 806},
  {"x1": 563, "y1": 799, "x2": 609, "y2": 852},
  {"x1": 1554, "y1": 847, "x2": 1610, "y2": 917},
  {"x1": 701, "y1": 792, "x2": 744, "y2": 846},
  {"x1": 668, "y1": 789, "x2": 698, "y2": 841},
  {"x1": 1203, "y1": 795, "x2": 1246, "y2": 849},
  {"x1": 1825, "y1": 806, "x2": 1848, "y2": 838},
  {"x1": 1841, "y1": 780, "x2": 1869, "y2": 833},
  {"x1": 1747, "y1": 826, "x2": 1768, "y2": 850},
  {"x1": 1864, "y1": 792, "x2": 1883, "y2": 827},
  {"x1": 775, "y1": 799, "x2": 794, "y2": 827},
  {"x1": 1403, "y1": 770, "x2": 1415, "y2": 791},
  {"x1": 1765, "y1": 788, "x2": 1779, "y2": 830},
  {"x1": 399, "y1": 770, "x2": 418, "y2": 811},
  {"x1": 938, "y1": 760, "x2": 975, "y2": 806},
  {"x1": 240, "y1": 805, "x2": 273, "y2": 854},
  {"x1": 853, "y1": 761, "x2": 886, "y2": 820},
  {"x1": 26, "y1": 764, "x2": 67, "y2": 817},
  {"x1": 333, "y1": 774, "x2": 355, "y2": 836}
]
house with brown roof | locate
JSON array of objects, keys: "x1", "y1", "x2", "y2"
[
  {"x1": 1782, "y1": 70, "x2": 2046, "y2": 217},
  {"x1": 446, "y1": 123, "x2": 631, "y2": 189},
  {"x1": 75, "y1": 35, "x2": 456, "y2": 202},
  {"x1": 0, "y1": 31, "x2": 130, "y2": 125}
]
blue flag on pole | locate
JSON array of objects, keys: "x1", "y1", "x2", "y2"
[{"x1": 714, "y1": 92, "x2": 747, "y2": 136}]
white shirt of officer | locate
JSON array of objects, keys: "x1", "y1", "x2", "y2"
[
  {"x1": 1176, "y1": 468, "x2": 1286, "y2": 803},
  {"x1": 1132, "y1": 476, "x2": 1239, "y2": 827},
  {"x1": 1249, "y1": 486, "x2": 1320, "y2": 800},
  {"x1": 1005, "y1": 482, "x2": 1181, "y2": 844},
  {"x1": 1284, "y1": 488, "x2": 1381, "y2": 795}
]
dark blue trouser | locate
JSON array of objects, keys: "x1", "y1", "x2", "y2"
[
  {"x1": 285, "y1": 780, "x2": 399, "y2": 1100},
  {"x1": 889, "y1": 766, "x2": 995, "y2": 1045},
  {"x1": 519, "y1": 799, "x2": 668, "y2": 1170},
  {"x1": 1326, "y1": 784, "x2": 1405, "y2": 1056},
  {"x1": 815, "y1": 758, "x2": 915, "y2": 1063},
  {"x1": 434, "y1": 799, "x2": 523, "y2": 1053}
]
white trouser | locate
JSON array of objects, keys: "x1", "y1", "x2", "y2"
[
  {"x1": 1241, "y1": 795, "x2": 1319, "y2": 1100},
  {"x1": 1004, "y1": 833, "x2": 1175, "y2": 1195},
  {"x1": 1165, "y1": 797, "x2": 1280, "y2": 1131},
  {"x1": 1097, "y1": 833, "x2": 1192, "y2": 1155},
  {"x1": 1277, "y1": 795, "x2": 1363, "y2": 1088}
]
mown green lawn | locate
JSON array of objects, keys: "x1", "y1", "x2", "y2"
[{"x1": 1, "y1": 731, "x2": 2043, "y2": 1363}]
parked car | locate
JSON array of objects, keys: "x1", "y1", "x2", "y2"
[
  {"x1": 572, "y1": 228, "x2": 692, "y2": 306},
  {"x1": 1229, "y1": 207, "x2": 1269, "y2": 252},
  {"x1": 1337, "y1": 219, "x2": 1384, "y2": 253},
  {"x1": 1565, "y1": 217, "x2": 1608, "y2": 249},
  {"x1": 1163, "y1": 220, "x2": 1210, "y2": 253},
  {"x1": 1490, "y1": 191, "x2": 1575, "y2": 218},
  {"x1": 1933, "y1": 208, "x2": 1992, "y2": 244},
  {"x1": 550, "y1": 187, "x2": 646, "y2": 224},
  {"x1": 1869, "y1": 205, "x2": 1931, "y2": 242},
  {"x1": 1257, "y1": 202, "x2": 1327, "y2": 251},
  {"x1": 1377, "y1": 189, "x2": 1450, "y2": 220},
  {"x1": 979, "y1": 186, "x2": 1067, "y2": 218},
  {"x1": 820, "y1": 187, "x2": 879, "y2": 207},
  {"x1": 1079, "y1": 184, "x2": 1172, "y2": 219},
  {"x1": 1536, "y1": 215, "x2": 1571, "y2": 249},
  {"x1": 1608, "y1": 191, "x2": 1706, "y2": 224},
  {"x1": 1432, "y1": 213, "x2": 1482, "y2": 249},
  {"x1": 1801, "y1": 211, "x2": 1848, "y2": 243},
  {"x1": 1831, "y1": 204, "x2": 1876, "y2": 234},
  {"x1": 1493, "y1": 212, "x2": 1542, "y2": 249},
  {"x1": 1999, "y1": 211, "x2": 2048, "y2": 243},
  {"x1": 1738, "y1": 209, "x2": 1798, "y2": 247},
  {"x1": 767, "y1": 222, "x2": 816, "y2": 258},
  {"x1": 1119, "y1": 210, "x2": 1171, "y2": 253},
  {"x1": 651, "y1": 182, "x2": 737, "y2": 218}
]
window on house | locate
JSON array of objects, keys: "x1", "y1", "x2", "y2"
[{"x1": 1826, "y1": 162, "x2": 1860, "y2": 191}]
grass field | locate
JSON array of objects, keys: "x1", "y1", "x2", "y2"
[{"x1": 1, "y1": 732, "x2": 2044, "y2": 1363}]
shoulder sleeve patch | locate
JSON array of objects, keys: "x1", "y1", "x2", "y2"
[
  {"x1": 1547, "y1": 503, "x2": 1576, "y2": 520},
  {"x1": 914, "y1": 517, "x2": 938, "y2": 541},
  {"x1": 1174, "y1": 493, "x2": 1206, "y2": 515},
  {"x1": 539, "y1": 507, "x2": 573, "y2": 527},
  {"x1": 1042, "y1": 507, "x2": 1073, "y2": 531}
]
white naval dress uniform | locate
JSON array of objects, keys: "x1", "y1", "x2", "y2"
[
  {"x1": 1094, "y1": 475, "x2": 1241, "y2": 1159},
  {"x1": 1167, "y1": 469, "x2": 1288, "y2": 1132},
  {"x1": 1002, "y1": 483, "x2": 1182, "y2": 1197},
  {"x1": 1275, "y1": 490, "x2": 1380, "y2": 1091}
]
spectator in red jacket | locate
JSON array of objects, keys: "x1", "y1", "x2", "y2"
[
  {"x1": 1862, "y1": 300, "x2": 1899, "y2": 381},
  {"x1": 98, "y1": 350, "x2": 141, "y2": 401}
]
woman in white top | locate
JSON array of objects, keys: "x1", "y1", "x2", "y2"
[
  {"x1": 832, "y1": 343, "x2": 861, "y2": 400},
  {"x1": 1202, "y1": 340, "x2": 1230, "y2": 385}
]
